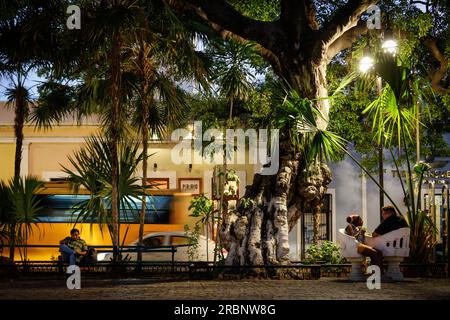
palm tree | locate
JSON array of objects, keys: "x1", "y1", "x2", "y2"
[
  {"x1": 3, "y1": 73, "x2": 35, "y2": 180},
  {"x1": 121, "y1": 1, "x2": 209, "y2": 262},
  {"x1": 0, "y1": 1, "x2": 72, "y2": 259},
  {"x1": 361, "y1": 52, "x2": 437, "y2": 263},
  {"x1": 0, "y1": 5, "x2": 32, "y2": 180},
  {"x1": 212, "y1": 40, "x2": 256, "y2": 123},
  {"x1": 52, "y1": 0, "x2": 145, "y2": 260},
  {"x1": 207, "y1": 40, "x2": 255, "y2": 258}
]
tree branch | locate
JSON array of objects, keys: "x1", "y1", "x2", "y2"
[
  {"x1": 167, "y1": 0, "x2": 285, "y2": 75},
  {"x1": 326, "y1": 20, "x2": 369, "y2": 62},
  {"x1": 280, "y1": 0, "x2": 319, "y2": 49},
  {"x1": 423, "y1": 37, "x2": 449, "y2": 95},
  {"x1": 167, "y1": 0, "x2": 285, "y2": 52},
  {"x1": 320, "y1": 0, "x2": 379, "y2": 50}
]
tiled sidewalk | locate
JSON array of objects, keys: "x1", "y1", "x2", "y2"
[{"x1": 1, "y1": 278, "x2": 450, "y2": 300}]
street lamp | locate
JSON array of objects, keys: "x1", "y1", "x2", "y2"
[
  {"x1": 359, "y1": 30, "x2": 398, "y2": 221},
  {"x1": 381, "y1": 27, "x2": 398, "y2": 55},
  {"x1": 359, "y1": 47, "x2": 374, "y2": 73}
]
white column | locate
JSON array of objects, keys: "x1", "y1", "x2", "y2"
[
  {"x1": 20, "y1": 141, "x2": 30, "y2": 177},
  {"x1": 361, "y1": 170, "x2": 368, "y2": 225},
  {"x1": 203, "y1": 170, "x2": 214, "y2": 198}
]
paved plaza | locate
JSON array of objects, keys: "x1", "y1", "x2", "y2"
[{"x1": 1, "y1": 277, "x2": 450, "y2": 300}]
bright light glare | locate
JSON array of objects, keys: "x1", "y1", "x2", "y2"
[
  {"x1": 359, "y1": 56, "x2": 374, "y2": 73},
  {"x1": 382, "y1": 39, "x2": 398, "y2": 55}
]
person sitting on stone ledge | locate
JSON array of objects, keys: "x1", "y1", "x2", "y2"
[{"x1": 59, "y1": 228, "x2": 88, "y2": 266}]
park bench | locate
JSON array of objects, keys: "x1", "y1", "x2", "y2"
[
  {"x1": 8, "y1": 244, "x2": 180, "y2": 273},
  {"x1": 338, "y1": 227, "x2": 410, "y2": 281}
]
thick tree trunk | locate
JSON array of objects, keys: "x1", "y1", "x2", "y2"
[
  {"x1": 220, "y1": 60, "x2": 332, "y2": 267},
  {"x1": 110, "y1": 33, "x2": 121, "y2": 260},
  {"x1": 138, "y1": 95, "x2": 150, "y2": 263},
  {"x1": 13, "y1": 98, "x2": 25, "y2": 181}
]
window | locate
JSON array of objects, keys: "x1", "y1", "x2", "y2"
[
  {"x1": 300, "y1": 194, "x2": 333, "y2": 259},
  {"x1": 143, "y1": 236, "x2": 165, "y2": 248},
  {"x1": 170, "y1": 236, "x2": 189, "y2": 245},
  {"x1": 37, "y1": 194, "x2": 172, "y2": 224}
]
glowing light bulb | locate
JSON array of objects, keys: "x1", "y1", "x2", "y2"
[
  {"x1": 382, "y1": 39, "x2": 398, "y2": 55},
  {"x1": 359, "y1": 56, "x2": 374, "y2": 73}
]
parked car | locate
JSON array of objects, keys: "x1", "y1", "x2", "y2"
[{"x1": 97, "y1": 231, "x2": 227, "y2": 262}]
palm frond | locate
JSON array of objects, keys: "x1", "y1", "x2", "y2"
[
  {"x1": 276, "y1": 88, "x2": 348, "y2": 163},
  {"x1": 62, "y1": 135, "x2": 146, "y2": 239},
  {"x1": 30, "y1": 81, "x2": 75, "y2": 129}
]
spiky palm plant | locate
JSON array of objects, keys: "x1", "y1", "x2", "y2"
[
  {"x1": 8, "y1": 177, "x2": 44, "y2": 262},
  {"x1": 0, "y1": 177, "x2": 44, "y2": 262},
  {"x1": 361, "y1": 52, "x2": 437, "y2": 263},
  {"x1": 62, "y1": 135, "x2": 145, "y2": 246}
]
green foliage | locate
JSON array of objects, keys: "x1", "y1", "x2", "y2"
[
  {"x1": 184, "y1": 223, "x2": 201, "y2": 262},
  {"x1": 209, "y1": 40, "x2": 258, "y2": 101},
  {"x1": 304, "y1": 241, "x2": 346, "y2": 265},
  {"x1": 406, "y1": 210, "x2": 436, "y2": 263},
  {"x1": 274, "y1": 89, "x2": 347, "y2": 163},
  {"x1": 239, "y1": 198, "x2": 256, "y2": 210},
  {"x1": 363, "y1": 84, "x2": 416, "y2": 147},
  {"x1": 227, "y1": 0, "x2": 280, "y2": 22},
  {"x1": 188, "y1": 194, "x2": 214, "y2": 222},
  {"x1": 216, "y1": 169, "x2": 240, "y2": 197},
  {"x1": 188, "y1": 194, "x2": 225, "y2": 263},
  {"x1": 360, "y1": 53, "x2": 439, "y2": 263},
  {"x1": 0, "y1": 182, "x2": 12, "y2": 252},
  {"x1": 397, "y1": 13, "x2": 433, "y2": 61},
  {"x1": 0, "y1": 177, "x2": 45, "y2": 261}
]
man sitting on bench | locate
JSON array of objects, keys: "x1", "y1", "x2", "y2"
[
  {"x1": 372, "y1": 205, "x2": 408, "y2": 237},
  {"x1": 59, "y1": 228, "x2": 88, "y2": 266}
]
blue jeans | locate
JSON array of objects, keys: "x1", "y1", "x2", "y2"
[{"x1": 60, "y1": 244, "x2": 77, "y2": 265}]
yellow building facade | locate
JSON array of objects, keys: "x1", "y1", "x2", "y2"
[{"x1": 0, "y1": 103, "x2": 257, "y2": 260}]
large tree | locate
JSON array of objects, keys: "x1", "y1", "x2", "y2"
[{"x1": 165, "y1": 0, "x2": 381, "y2": 266}]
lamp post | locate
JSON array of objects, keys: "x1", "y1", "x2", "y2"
[
  {"x1": 359, "y1": 30, "x2": 398, "y2": 222},
  {"x1": 377, "y1": 76, "x2": 384, "y2": 215}
]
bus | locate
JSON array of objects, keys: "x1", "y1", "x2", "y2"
[{"x1": 2, "y1": 182, "x2": 198, "y2": 261}]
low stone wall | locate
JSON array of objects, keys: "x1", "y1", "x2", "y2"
[{"x1": 1, "y1": 260, "x2": 447, "y2": 280}]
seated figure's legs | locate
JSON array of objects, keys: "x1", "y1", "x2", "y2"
[
  {"x1": 60, "y1": 244, "x2": 77, "y2": 265},
  {"x1": 357, "y1": 243, "x2": 383, "y2": 268}
]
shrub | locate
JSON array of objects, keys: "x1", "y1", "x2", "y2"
[{"x1": 304, "y1": 241, "x2": 346, "y2": 264}]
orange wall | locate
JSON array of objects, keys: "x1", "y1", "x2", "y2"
[{"x1": 3, "y1": 223, "x2": 185, "y2": 261}]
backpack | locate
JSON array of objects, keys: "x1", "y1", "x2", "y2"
[{"x1": 80, "y1": 247, "x2": 97, "y2": 264}]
